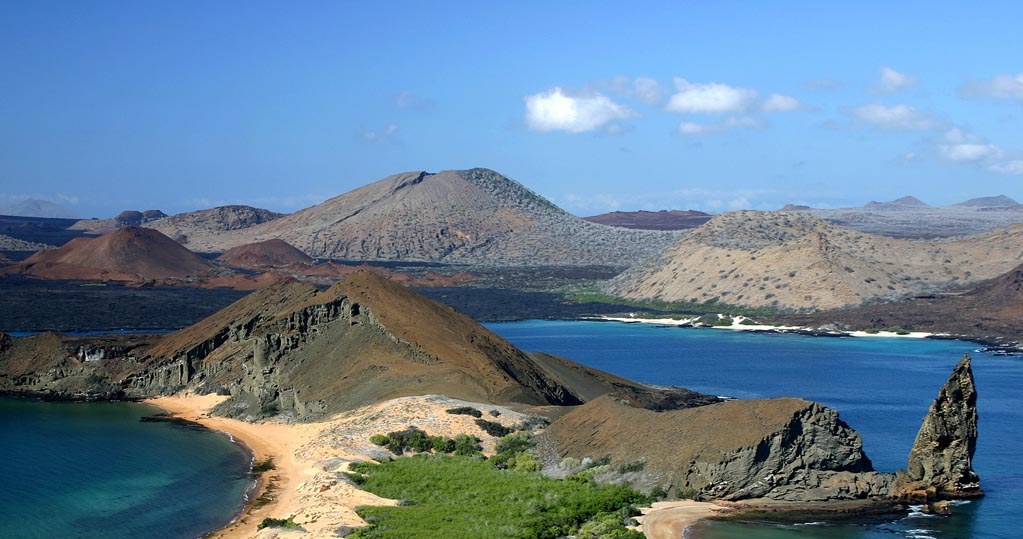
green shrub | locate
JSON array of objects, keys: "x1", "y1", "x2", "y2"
[
  {"x1": 369, "y1": 434, "x2": 390, "y2": 446},
  {"x1": 252, "y1": 457, "x2": 276, "y2": 474},
  {"x1": 453, "y1": 434, "x2": 481, "y2": 456},
  {"x1": 445, "y1": 406, "x2": 483, "y2": 418},
  {"x1": 474, "y1": 418, "x2": 513, "y2": 437},
  {"x1": 617, "y1": 460, "x2": 645, "y2": 474},
  {"x1": 257, "y1": 517, "x2": 303, "y2": 531},
  {"x1": 382, "y1": 427, "x2": 432, "y2": 455},
  {"x1": 430, "y1": 436, "x2": 455, "y2": 453}
]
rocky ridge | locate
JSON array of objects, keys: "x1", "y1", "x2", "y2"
[{"x1": 609, "y1": 210, "x2": 1023, "y2": 310}]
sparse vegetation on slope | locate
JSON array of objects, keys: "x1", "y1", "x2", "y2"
[{"x1": 610, "y1": 210, "x2": 1023, "y2": 311}]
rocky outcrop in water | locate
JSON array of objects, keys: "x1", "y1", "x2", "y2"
[
  {"x1": 541, "y1": 396, "x2": 893, "y2": 502},
  {"x1": 896, "y1": 354, "x2": 982, "y2": 501}
]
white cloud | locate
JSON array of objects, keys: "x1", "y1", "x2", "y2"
[
  {"x1": 394, "y1": 90, "x2": 434, "y2": 110},
  {"x1": 852, "y1": 103, "x2": 940, "y2": 130},
  {"x1": 524, "y1": 87, "x2": 635, "y2": 133},
  {"x1": 937, "y1": 128, "x2": 1002, "y2": 162},
  {"x1": 632, "y1": 77, "x2": 664, "y2": 105},
  {"x1": 874, "y1": 67, "x2": 917, "y2": 93},
  {"x1": 678, "y1": 116, "x2": 764, "y2": 136},
  {"x1": 939, "y1": 143, "x2": 1001, "y2": 162},
  {"x1": 358, "y1": 124, "x2": 400, "y2": 143},
  {"x1": 988, "y1": 160, "x2": 1023, "y2": 175},
  {"x1": 961, "y1": 73, "x2": 1023, "y2": 101},
  {"x1": 762, "y1": 93, "x2": 802, "y2": 112},
  {"x1": 666, "y1": 78, "x2": 758, "y2": 114}
]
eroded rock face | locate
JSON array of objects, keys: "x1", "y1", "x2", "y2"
[
  {"x1": 900, "y1": 354, "x2": 982, "y2": 499},
  {"x1": 542, "y1": 396, "x2": 893, "y2": 502}
]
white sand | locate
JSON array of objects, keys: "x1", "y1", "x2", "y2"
[{"x1": 596, "y1": 315, "x2": 936, "y2": 339}]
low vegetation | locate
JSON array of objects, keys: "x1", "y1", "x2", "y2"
[
  {"x1": 251, "y1": 456, "x2": 276, "y2": 474},
  {"x1": 445, "y1": 406, "x2": 483, "y2": 418},
  {"x1": 257, "y1": 517, "x2": 303, "y2": 531},
  {"x1": 347, "y1": 455, "x2": 646, "y2": 539}
]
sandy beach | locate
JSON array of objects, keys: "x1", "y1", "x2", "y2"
[
  {"x1": 145, "y1": 394, "x2": 532, "y2": 538},
  {"x1": 597, "y1": 315, "x2": 936, "y2": 339},
  {"x1": 635, "y1": 500, "x2": 727, "y2": 539}
]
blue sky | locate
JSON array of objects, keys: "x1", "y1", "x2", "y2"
[{"x1": 2, "y1": 1, "x2": 1022, "y2": 217}]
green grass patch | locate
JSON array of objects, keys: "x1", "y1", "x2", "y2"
[{"x1": 348, "y1": 455, "x2": 647, "y2": 539}]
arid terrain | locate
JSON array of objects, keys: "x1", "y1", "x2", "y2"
[{"x1": 610, "y1": 211, "x2": 1023, "y2": 310}]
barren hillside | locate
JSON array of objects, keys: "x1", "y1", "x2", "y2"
[
  {"x1": 609, "y1": 211, "x2": 1023, "y2": 310},
  {"x1": 181, "y1": 169, "x2": 678, "y2": 266}
]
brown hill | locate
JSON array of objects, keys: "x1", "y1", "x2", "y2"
[
  {"x1": 609, "y1": 211, "x2": 1023, "y2": 310},
  {"x1": 541, "y1": 395, "x2": 892, "y2": 501},
  {"x1": 138, "y1": 271, "x2": 586, "y2": 417},
  {"x1": 582, "y1": 210, "x2": 712, "y2": 231},
  {"x1": 3, "y1": 227, "x2": 216, "y2": 282},
  {"x1": 175, "y1": 169, "x2": 678, "y2": 266},
  {"x1": 217, "y1": 239, "x2": 313, "y2": 268},
  {"x1": 2, "y1": 271, "x2": 718, "y2": 419}
]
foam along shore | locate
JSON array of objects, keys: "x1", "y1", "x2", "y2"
[
  {"x1": 634, "y1": 500, "x2": 728, "y2": 539},
  {"x1": 595, "y1": 314, "x2": 937, "y2": 339},
  {"x1": 145, "y1": 394, "x2": 533, "y2": 539}
]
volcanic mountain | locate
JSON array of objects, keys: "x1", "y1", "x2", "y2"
[
  {"x1": 181, "y1": 169, "x2": 678, "y2": 266},
  {"x1": 145, "y1": 205, "x2": 283, "y2": 246},
  {"x1": 217, "y1": 239, "x2": 313, "y2": 269},
  {"x1": 609, "y1": 211, "x2": 1023, "y2": 310},
  {"x1": 3, "y1": 227, "x2": 216, "y2": 282},
  {"x1": 582, "y1": 209, "x2": 712, "y2": 231}
]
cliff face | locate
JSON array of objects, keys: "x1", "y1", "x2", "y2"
[
  {"x1": 542, "y1": 396, "x2": 892, "y2": 502},
  {"x1": 898, "y1": 354, "x2": 982, "y2": 500}
]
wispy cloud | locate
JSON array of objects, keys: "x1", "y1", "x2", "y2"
[
  {"x1": 873, "y1": 67, "x2": 917, "y2": 94},
  {"x1": 523, "y1": 87, "x2": 635, "y2": 133},
  {"x1": 960, "y1": 73, "x2": 1023, "y2": 102},
  {"x1": 851, "y1": 103, "x2": 941, "y2": 130},
  {"x1": 394, "y1": 90, "x2": 434, "y2": 110},
  {"x1": 988, "y1": 160, "x2": 1023, "y2": 175},
  {"x1": 357, "y1": 124, "x2": 400, "y2": 143},
  {"x1": 678, "y1": 116, "x2": 764, "y2": 136},
  {"x1": 762, "y1": 93, "x2": 802, "y2": 112}
]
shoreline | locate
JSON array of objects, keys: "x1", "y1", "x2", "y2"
[
  {"x1": 635, "y1": 501, "x2": 727, "y2": 539},
  {"x1": 144, "y1": 394, "x2": 307, "y2": 539},
  {"x1": 592, "y1": 314, "x2": 941, "y2": 340}
]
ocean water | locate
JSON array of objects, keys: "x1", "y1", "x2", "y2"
[
  {"x1": 0, "y1": 398, "x2": 252, "y2": 539},
  {"x1": 488, "y1": 320, "x2": 1020, "y2": 539}
]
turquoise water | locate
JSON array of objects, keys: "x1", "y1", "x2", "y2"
[
  {"x1": 0, "y1": 398, "x2": 252, "y2": 539},
  {"x1": 488, "y1": 321, "x2": 1020, "y2": 539}
]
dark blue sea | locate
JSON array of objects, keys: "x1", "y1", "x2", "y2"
[
  {"x1": 0, "y1": 399, "x2": 252, "y2": 539},
  {"x1": 488, "y1": 320, "x2": 1020, "y2": 539}
]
